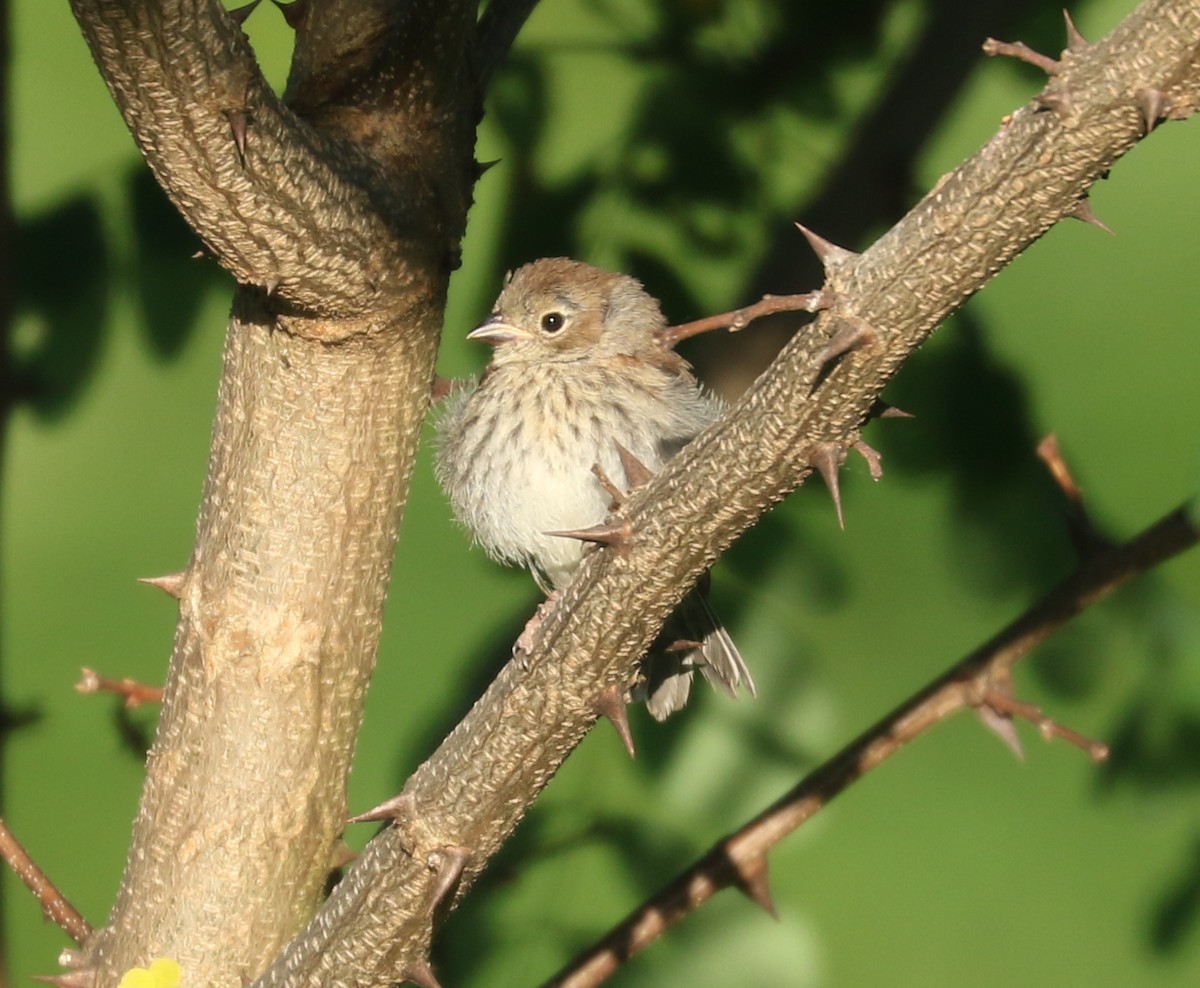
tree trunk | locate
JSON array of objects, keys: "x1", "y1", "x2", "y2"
[{"x1": 58, "y1": 0, "x2": 1200, "y2": 985}]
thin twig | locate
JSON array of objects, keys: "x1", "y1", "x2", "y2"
[
  {"x1": 249, "y1": 5, "x2": 1200, "y2": 981},
  {"x1": 0, "y1": 817, "x2": 92, "y2": 945},
  {"x1": 75, "y1": 668, "x2": 163, "y2": 709},
  {"x1": 1036, "y1": 434, "x2": 1111, "y2": 556},
  {"x1": 658, "y1": 291, "x2": 830, "y2": 347},
  {"x1": 982, "y1": 37, "x2": 1061, "y2": 75},
  {"x1": 544, "y1": 498, "x2": 1199, "y2": 987}
]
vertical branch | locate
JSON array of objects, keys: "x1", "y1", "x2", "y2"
[
  {"x1": 250, "y1": 4, "x2": 1200, "y2": 984},
  {"x1": 65, "y1": 1, "x2": 481, "y2": 985}
]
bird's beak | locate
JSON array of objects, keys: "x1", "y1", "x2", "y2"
[{"x1": 466, "y1": 318, "x2": 531, "y2": 345}]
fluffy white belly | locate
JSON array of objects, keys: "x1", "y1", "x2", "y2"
[
  {"x1": 480, "y1": 432, "x2": 624, "y2": 588},
  {"x1": 437, "y1": 364, "x2": 714, "y2": 590}
]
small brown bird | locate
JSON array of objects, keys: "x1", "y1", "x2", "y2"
[{"x1": 435, "y1": 258, "x2": 754, "y2": 719}]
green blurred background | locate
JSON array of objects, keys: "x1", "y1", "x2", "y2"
[{"x1": 4, "y1": 0, "x2": 1199, "y2": 984}]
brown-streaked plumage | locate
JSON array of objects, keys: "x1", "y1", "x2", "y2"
[{"x1": 436, "y1": 258, "x2": 754, "y2": 719}]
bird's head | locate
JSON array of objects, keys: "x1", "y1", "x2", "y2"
[{"x1": 467, "y1": 258, "x2": 666, "y2": 366}]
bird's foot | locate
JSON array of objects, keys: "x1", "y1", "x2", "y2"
[{"x1": 514, "y1": 591, "x2": 561, "y2": 659}]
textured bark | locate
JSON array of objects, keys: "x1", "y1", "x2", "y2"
[
  {"x1": 67, "y1": 0, "x2": 478, "y2": 984},
  {"x1": 545, "y1": 497, "x2": 1200, "y2": 986},
  {"x1": 249, "y1": 2, "x2": 1200, "y2": 985},
  {"x1": 59, "y1": 0, "x2": 1200, "y2": 985}
]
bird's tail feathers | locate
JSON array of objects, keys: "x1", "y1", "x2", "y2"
[{"x1": 639, "y1": 586, "x2": 754, "y2": 720}]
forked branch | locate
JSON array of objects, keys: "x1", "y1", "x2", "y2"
[
  {"x1": 249, "y1": 4, "x2": 1200, "y2": 985},
  {"x1": 65, "y1": 0, "x2": 481, "y2": 984}
]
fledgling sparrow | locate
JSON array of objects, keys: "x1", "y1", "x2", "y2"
[{"x1": 435, "y1": 257, "x2": 754, "y2": 719}]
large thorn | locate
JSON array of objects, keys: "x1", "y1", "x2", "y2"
[
  {"x1": 402, "y1": 959, "x2": 444, "y2": 988},
  {"x1": 429, "y1": 845, "x2": 472, "y2": 912},
  {"x1": 1067, "y1": 198, "x2": 1114, "y2": 235},
  {"x1": 731, "y1": 855, "x2": 778, "y2": 919},
  {"x1": 870, "y1": 399, "x2": 915, "y2": 420},
  {"x1": 474, "y1": 158, "x2": 501, "y2": 179},
  {"x1": 975, "y1": 704, "x2": 1025, "y2": 761},
  {"x1": 1135, "y1": 87, "x2": 1172, "y2": 134},
  {"x1": 229, "y1": 0, "x2": 261, "y2": 26},
  {"x1": 138, "y1": 571, "x2": 187, "y2": 599},
  {"x1": 347, "y1": 792, "x2": 415, "y2": 825},
  {"x1": 545, "y1": 520, "x2": 632, "y2": 550},
  {"x1": 1035, "y1": 87, "x2": 1074, "y2": 120},
  {"x1": 596, "y1": 684, "x2": 636, "y2": 759},
  {"x1": 794, "y1": 223, "x2": 857, "y2": 271},
  {"x1": 814, "y1": 317, "x2": 877, "y2": 371},
  {"x1": 615, "y1": 442, "x2": 655, "y2": 489},
  {"x1": 852, "y1": 441, "x2": 884, "y2": 481},
  {"x1": 1062, "y1": 10, "x2": 1089, "y2": 52},
  {"x1": 810, "y1": 444, "x2": 846, "y2": 530},
  {"x1": 226, "y1": 110, "x2": 249, "y2": 166}
]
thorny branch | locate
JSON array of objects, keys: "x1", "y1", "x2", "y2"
[
  {"x1": 248, "y1": 3, "x2": 1200, "y2": 985},
  {"x1": 29, "y1": 1, "x2": 1200, "y2": 986},
  {"x1": 64, "y1": 0, "x2": 479, "y2": 984},
  {"x1": 0, "y1": 818, "x2": 91, "y2": 946},
  {"x1": 546, "y1": 481, "x2": 1199, "y2": 987}
]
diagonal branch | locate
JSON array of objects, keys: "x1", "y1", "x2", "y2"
[
  {"x1": 252, "y1": 2, "x2": 1200, "y2": 985},
  {"x1": 67, "y1": 1, "x2": 480, "y2": 985},
  {"x1": 544, "y1": 494, "x2": 1200, "y2": 986},
  {"x1": 744, "y1": 0, "x2": 1047, "y2": 308},
  {"x1": 0, "y1": 817, "x2": 92, "y2": 946}
]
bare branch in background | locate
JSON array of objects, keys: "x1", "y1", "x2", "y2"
[
  {"x1": 249, "y1": 6, "x2": 1200, "y2": 984},
  {"x1": 546, "y1": 468, "x2": 1197, "y2": 987},
  {"x1": 0, "y1": 818, "x2": 92, "y2": 946},
  {"x1": 28, "y1": 1, "x2": 1200, "y2": 985}
]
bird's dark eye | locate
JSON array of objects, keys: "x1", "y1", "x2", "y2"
[{"x1": 540, "y1": 311, "x2": 565, "y2": 333}]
